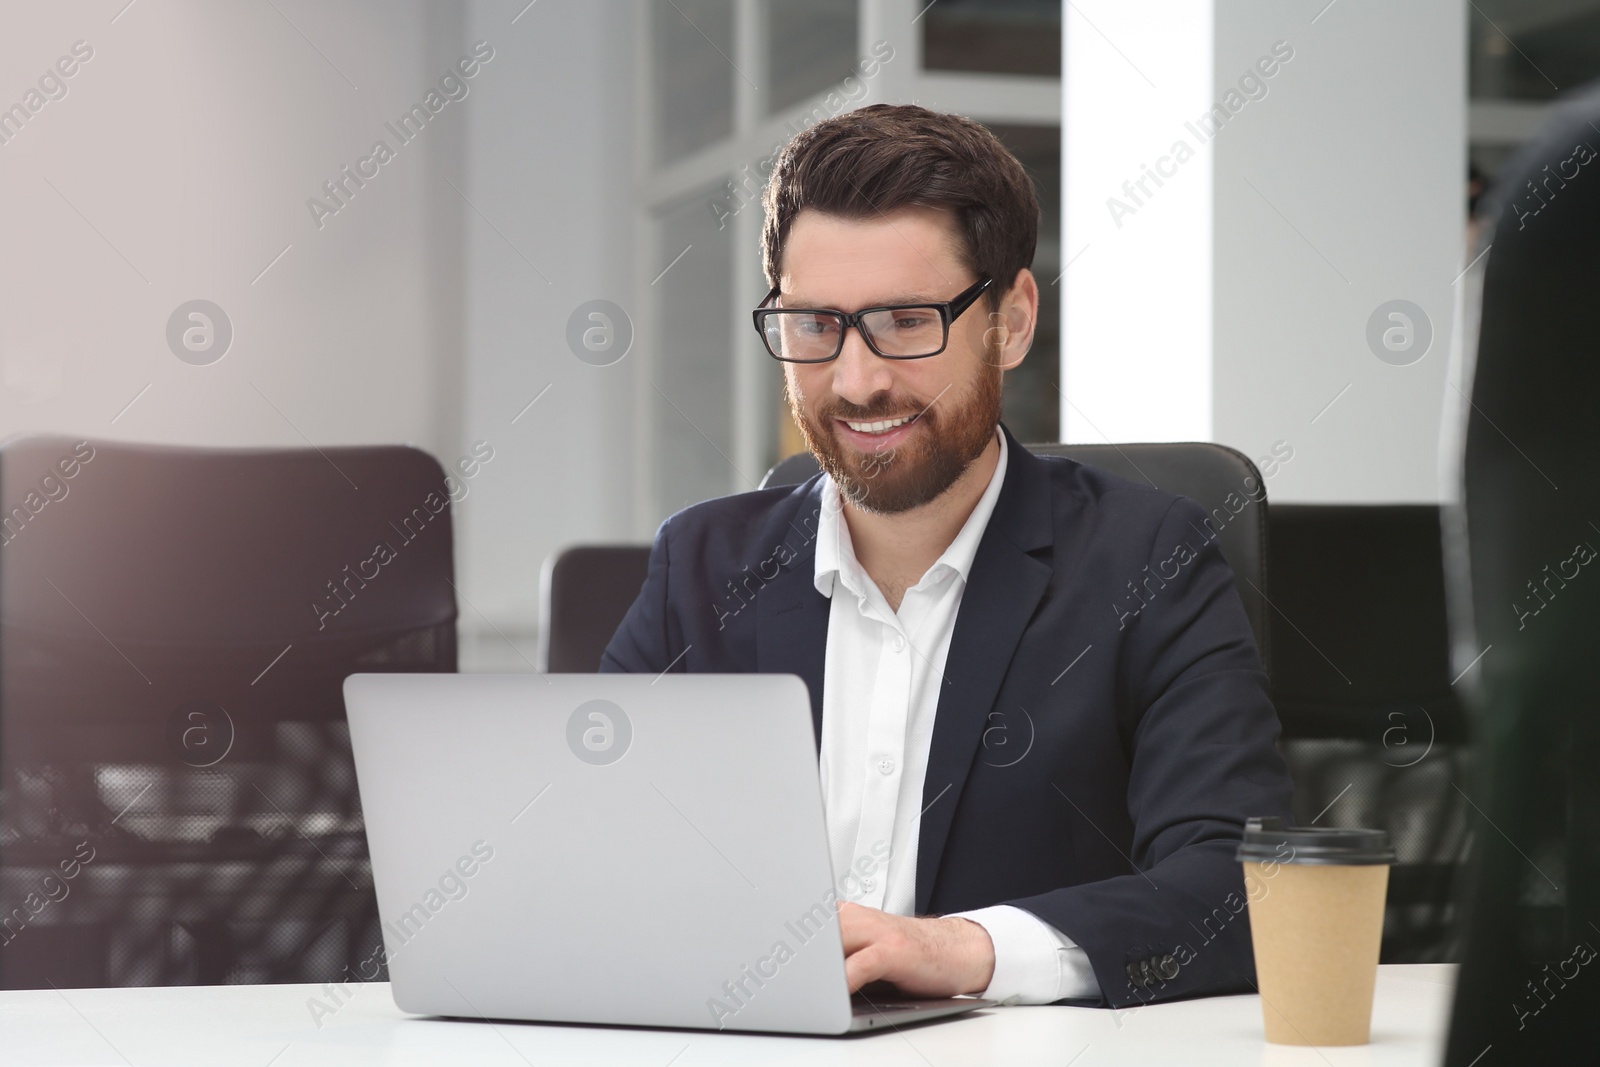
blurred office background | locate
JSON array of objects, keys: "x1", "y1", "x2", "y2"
[{"x1": 3, "y1": 0, "x2": 1591, "y2": 665}]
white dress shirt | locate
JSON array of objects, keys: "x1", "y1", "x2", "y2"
[{"x1": 814, "y1": 427, "x2": 1100, "y2": 1004}]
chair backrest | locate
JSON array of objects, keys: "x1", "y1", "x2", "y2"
[
  {"x1": 0, "y1": 436, "x2": 456, "y2": 989},
  {"x1": 539, "y1": 545, "x2": 653, "y2": 672},
  {"x1": 761, "y1": 441, "x2": 1271, "y2": 671},
  {"x1": 545, "y1": 439, "x2": 1270, "y2": 676},
  {"x1": 1266, "y1": 503, "x2": 1469, "y2": 963}
]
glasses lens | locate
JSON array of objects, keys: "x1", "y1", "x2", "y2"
[
  {"x1": 859, "y1": 306, "x2": 946, "y2": 357},
  {"x1": 763, "y1": 311, "x2": 842, "y2": 362}
]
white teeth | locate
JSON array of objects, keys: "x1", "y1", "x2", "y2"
[{"x1": 844, "y1": 414, "x2": 914, "y2": 434}]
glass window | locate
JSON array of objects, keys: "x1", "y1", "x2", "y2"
[
  {"x1": 1467, "y1": 1, "x2": 1600, "y2": 220},
  {"x1": 989, "y1": 123, "x2": 1061, "y2": 445},
  {"x1": 1470, "y1": 0, "x2": 1600, "y2": 103},
  {"x1": 922, "y1": 0, "x2": 1060, "y2": 77},
  {"x1": 766, "y1": 0, "x2": 860, "y2": 114},
  {"x1": 652, "y1": 185, "x2": 736, "y2": 518},
  {"x1": 653, "y1": 0, "x2": 736, "y2": 164}
]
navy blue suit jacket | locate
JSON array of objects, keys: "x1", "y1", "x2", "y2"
[{"x1": 602, "y1": 421, "x2": 1294, "y2": 1007}]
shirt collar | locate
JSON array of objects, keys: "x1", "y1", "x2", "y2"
[{"x1": 813, "y1": 426, "x2": 1008, "y2": 601}]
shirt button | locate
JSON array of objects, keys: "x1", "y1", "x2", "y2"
[
  {"x1": 878, "y1": 757, "x2": 896, "y2": 776},
  {"x1": 892, "y1": 635, "x2": 906, "y2": 652},
  {"x1": 861, "y1": 877, "x2": 876, "y2": 892}
]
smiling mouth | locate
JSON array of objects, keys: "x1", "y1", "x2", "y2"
[{"x1": 838, "y1": 411, "x2": 922, "y2": 435}]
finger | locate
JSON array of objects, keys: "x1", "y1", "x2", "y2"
[{"x1": 844, "y1": 942, "x2": 891, "y2": 993}]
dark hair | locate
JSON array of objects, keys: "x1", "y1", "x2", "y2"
[{"x1": 761, "y1": 104, "x2": 1039, "y2": 309}]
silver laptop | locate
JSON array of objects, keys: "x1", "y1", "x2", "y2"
[{"x1": 342, "y1": 672, "x2": 993, "y2": 1035}]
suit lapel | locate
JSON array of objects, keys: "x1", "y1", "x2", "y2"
[
  {"x1": 915, "y1": 423, "x2": 1055, "y2": 913},
  {"x1": 755, "y1": 479, "x2": 831, "y2": 746}
]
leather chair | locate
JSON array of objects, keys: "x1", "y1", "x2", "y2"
[
  {"x1": 1266, "y1": 504, "x2": 1470, "y2": 963},
  {"x1": 539, "y1": 546, "x2": 652, "y2": 672},
  {"x1": 0, "y1": 438, "x2": 456, "y2": 989}
]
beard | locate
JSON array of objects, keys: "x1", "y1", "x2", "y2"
[{"x1": 785, "y1": 356, "x2": 1003, "y2": 515}]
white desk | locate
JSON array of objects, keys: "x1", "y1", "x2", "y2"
[{"x1": 2, "y1": 964, "x2": 1454, "y2": 1065}]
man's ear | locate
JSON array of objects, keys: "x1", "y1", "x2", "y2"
[{"x1": 983, "y1": 267, "x2": 1038, "y2": 371}]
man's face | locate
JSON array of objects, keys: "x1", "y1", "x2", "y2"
[{"x1": 778, "y1": 206, "x2": 1011, "y2": 515}]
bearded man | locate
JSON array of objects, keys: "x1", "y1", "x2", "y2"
[{"x1": 603, "y1": 104, "x2": 1293, "y2": 1009}]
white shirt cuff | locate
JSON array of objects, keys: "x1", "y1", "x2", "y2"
[{"x1": 952, "y1": 904, "x2": 1101, "y2": 1004}]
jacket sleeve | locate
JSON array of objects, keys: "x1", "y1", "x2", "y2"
[
  {"x1": 599, "y1": 516, "x2": 673, "y2": 674},
  {"x1": 1001, "y1": 494, "x2": 1294, "y2": 1008}
]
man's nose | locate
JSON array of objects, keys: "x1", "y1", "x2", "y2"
[{"x1": 830, "y1": 326, "x2": 894, "y2": 406}]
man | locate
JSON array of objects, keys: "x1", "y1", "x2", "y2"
[{"x1": 603, "y1": 104, "x2": 1293, "y2": 1009}]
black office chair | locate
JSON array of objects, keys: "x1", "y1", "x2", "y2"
[
  {"x1": 542, "y1": 437, "x2": 1271, "y2": 674},
  {"x1": 539, "y1": 546, "x2": 653, "y2": 672},
  {"x1": 1266, "y1": 504, "x2": 1470, "y2": 963},
  {"x1": 1443, "y1": 81, "x2": 1600, "y2": 1062},
  {"x1": 0, "y1": 437, "x2": 456, "y2": 989}
]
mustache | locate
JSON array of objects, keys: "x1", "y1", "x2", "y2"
[{"x1": 821, "y1": 399, "x2": 933, "y2": 421}]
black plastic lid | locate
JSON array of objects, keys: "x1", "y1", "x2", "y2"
[{"x1": 1235, "y1": 816, "x2": 1397, "y2": 866}]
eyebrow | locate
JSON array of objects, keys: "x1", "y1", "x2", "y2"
[{"x1": 781, "y1": 292, "x2": 938, "y2": 310}]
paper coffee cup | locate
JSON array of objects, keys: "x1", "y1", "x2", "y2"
[{"x1": 1237, "y1": 816, "x2": 1395, "y2": 1046}]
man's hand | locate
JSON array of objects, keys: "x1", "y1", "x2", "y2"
[{"x1": 837, "y1": 901, "x2": 995, "y2": 998}]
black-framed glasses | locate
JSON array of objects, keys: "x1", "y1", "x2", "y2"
[{"x1": 752, "y1": 276, "x2": 994, "y2": 363}]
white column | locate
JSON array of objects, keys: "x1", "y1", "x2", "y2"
[{"x1": 1062, "y1": 0, "x2": 1214, "y2": 444}]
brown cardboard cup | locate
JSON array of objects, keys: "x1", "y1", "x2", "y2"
[{"x1": 1237, "y1": 817, "x2": 1395, "y2": 1046}]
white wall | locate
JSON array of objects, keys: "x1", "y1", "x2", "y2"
[
  {"x1": 0, "y1": 1, "x2": 464, "y2": 458},
  {"x1": 1063, "y1": 0, "x2": 1467, "y2": 502},
  {"x1": 1212, "y1": 1, "x2": 1466, "y2": 503}
]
